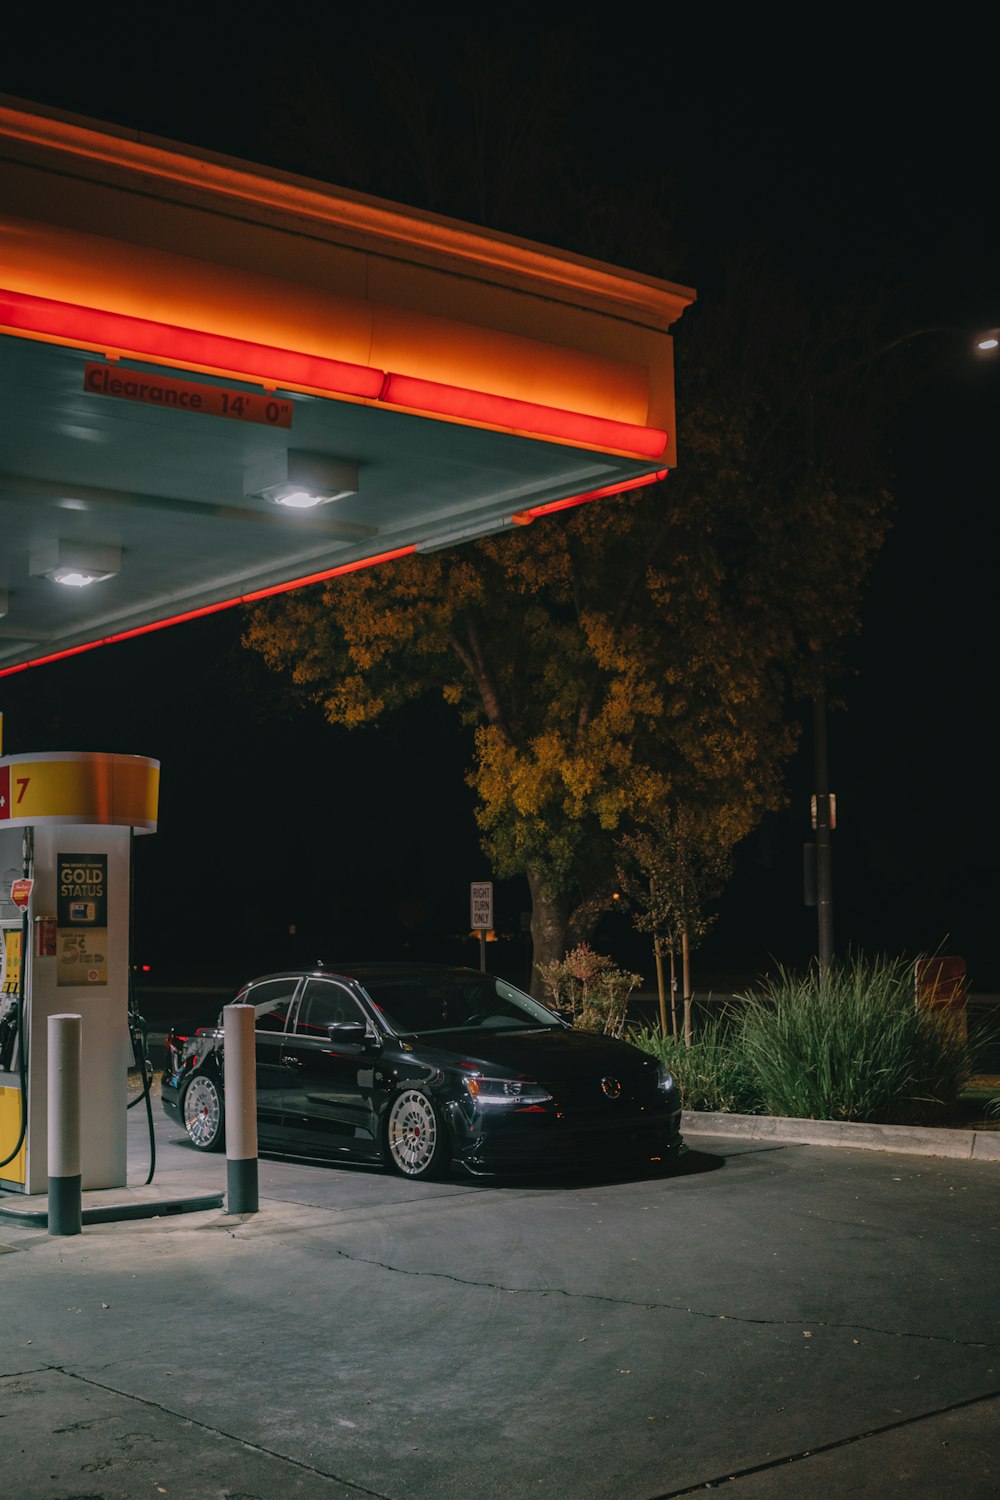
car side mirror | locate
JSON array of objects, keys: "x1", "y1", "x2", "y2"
[{"x1": 325, "y1": 1021, "x2": 367, "y2": 1045}]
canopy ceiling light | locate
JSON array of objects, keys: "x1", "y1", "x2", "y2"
[
  {"x1": 29, "y1": 539, "x2": 122, "y2": 587},
  {"x1": 246, "y1": 450, "x2": 359, "y2": 509}
]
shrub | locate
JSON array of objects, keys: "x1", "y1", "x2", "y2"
[
  {"x1": 735, "y1": 953, "x2": 971, "y2": 1124},
  {"x1": 630, "y1": 1022, "x2": 760, "y2": 1114},
  {"x1": 538, "y1": 944, "x2": 643, "y2": 1037}
]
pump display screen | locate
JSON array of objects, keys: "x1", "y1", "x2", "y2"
[{"x1": 2, "y1": 927, "x2": 20, "y2": 995}]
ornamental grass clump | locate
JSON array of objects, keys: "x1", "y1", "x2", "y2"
[
  {"x1": 736, "y1": 953, "x2": 971, "y2": 1124},
  {"x1": 630, "y1": 1021, "x2": 759, "y2": 1115}
]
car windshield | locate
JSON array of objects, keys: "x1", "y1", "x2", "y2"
[{"x1": 359, "y1": 973, "x2": 561, "y2": 1036}]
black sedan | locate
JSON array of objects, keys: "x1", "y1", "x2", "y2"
[{"x1": 162, "y1": 964, "x2": 683, "y2": 1178}]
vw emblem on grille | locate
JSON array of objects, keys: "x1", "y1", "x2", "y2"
[{"x1": 601, "y1": 1077, "x2": 622, "y2": 1099}]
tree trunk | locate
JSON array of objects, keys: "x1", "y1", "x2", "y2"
[
  {"x1": 682, "y1": 927, "x2": 693, "y2": 1048},
  {"x1": 669, "y1": 948, "x2": 678, "y2": 1038},
  {"x1": 668, "y1": 949, "x2": 677, "y2": 1038},
  {"x1": 654, "y1": 937, "x2": 668, "y2": 1037},
  {"x1": 527, "y1": 872, "x2": 571, "y2": 999}
]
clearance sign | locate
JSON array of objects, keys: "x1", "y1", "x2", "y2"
[
  {"x1": 84, "y1": 363, "x2": 293, "y2": 428},
  {"x1": 0, "y1": 753, "x2": 159, "y2": 832}
]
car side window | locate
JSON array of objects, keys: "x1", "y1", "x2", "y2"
[
  {"x1": 295, "y1": 980, "x2": 366, "y2": 1036},
  {"x1": 246, "y1": 978, "x2": 298, "y2": 1033}
]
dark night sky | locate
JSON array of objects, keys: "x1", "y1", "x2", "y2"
[{"x1": 1, "y1": 9, "x2": 997, "y2": 989}]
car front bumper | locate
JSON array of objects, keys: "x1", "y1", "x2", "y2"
[{"x1": 449, "y1": 1097, "x2": 684, "y2": 1174}]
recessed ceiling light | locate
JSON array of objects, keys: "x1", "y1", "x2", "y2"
[
  {"x1": 52, "y1": 569, "x2": 104, "y2": 587},
  {"x1": 245, "y1": 451, "x2": 358, "y2": 509},
  {"x1": 271, "y1": 490, "x2": 328, "y2": 509},
  {"x1": 29, "y1": 540, "x2": 122, "y2": 587}
]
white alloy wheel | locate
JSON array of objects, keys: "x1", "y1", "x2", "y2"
[
  {"x1": 385, "y1": 1087, "x2": 447, "y2": 1178},
  {"x1": 182, "y1": 1074, "x2": 224, "y2": 1152}
]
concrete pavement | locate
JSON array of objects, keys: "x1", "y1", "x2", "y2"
[{"x1": 1, "y1": 1099, "x2": 998, "y2": 1498}]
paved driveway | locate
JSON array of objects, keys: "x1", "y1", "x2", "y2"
[{"x1": 1, "y1": 1108, "x2": 997, "y2": 1498}]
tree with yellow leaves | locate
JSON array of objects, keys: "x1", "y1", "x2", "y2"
[{"x1": 244, "y1": 255, "x2": 894, "y2": 993}]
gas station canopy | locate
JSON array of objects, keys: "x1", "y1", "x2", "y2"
[{"x1": 0, "y1": 97, "x2": 694, "y2": 677}]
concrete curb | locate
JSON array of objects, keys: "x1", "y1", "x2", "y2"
[
  {"x1": 0, "y1": 1190, "x2": 224, "y2": 1228},
  {"x1": 681, "y1": 1110, "x2": 1000, "y2": 1161}
]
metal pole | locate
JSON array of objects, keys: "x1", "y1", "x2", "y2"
[
  {"x1": 813, "y1": 691, "x2": 834, "y2": 979},
  {"x1": 479, "y1": 928, "x2": 486, "y2": 972},
  {"x1": 224, "y1": 1004, "x2": 258, "y2": 1215},
  {"x1": 681, "y1": 929, "x2": 693, "y2": 1048},
  {"x1": 48, "y1": 1013, "x2": 82, "y2": 1236}
]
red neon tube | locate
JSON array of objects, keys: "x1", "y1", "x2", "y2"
[
  {"x1": 0, "y1": 472, "x2": 667, "y2": 678},
  {"x1": 0, "y1": 289, "x2": 385, "y2": 400},
  {"x1": 515, "y1": 469, "x2": 668, "y2": 520},
  {"x1": 0, "y1": 547, "x2": 416, "y2": 677},
  {"x1": 0, "y1": 289, "x2": 668, "y2": 459},
  {"x1": 381, "y1": 373, "x2": 668, "y2": 458}
]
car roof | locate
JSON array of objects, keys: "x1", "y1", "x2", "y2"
[{"x1": 242, "y1": 963, "x2": 486, "y2": 987}]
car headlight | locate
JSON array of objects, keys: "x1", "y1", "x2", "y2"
[
  {"x1": 656, "y1": 1065, "x2": 677, "y2": 1094},
  {"x1": 462, "y1": 1075, "x2": 553, "y2": 1106}
]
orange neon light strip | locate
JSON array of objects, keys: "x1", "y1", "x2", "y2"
[
  {"x1": 0, "y1": 288, "x2": 668, "y2": 459},
  {"x1": 0, "y1": 472, "x2": 667, "y2": 678}
]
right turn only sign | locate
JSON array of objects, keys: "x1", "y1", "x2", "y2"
[{"x1": 470, "y1": 882, "x2": 493, "y2": 932}]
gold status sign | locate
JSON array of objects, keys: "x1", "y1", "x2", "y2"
[{"x1": 57, "y1": 853, "x2": 108, "y2": 987}]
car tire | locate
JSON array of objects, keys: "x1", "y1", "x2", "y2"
[
  {"x1": 181, "y1": 1073, "x2": 225, "y2": 1152},
  {"x1": 384, "y1": 1086, "x2": 449, "y2": 1179}
]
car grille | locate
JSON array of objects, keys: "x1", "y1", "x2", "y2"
[{"x1": 545, "y1": 1071, "x2": 661, "y2": 1114}]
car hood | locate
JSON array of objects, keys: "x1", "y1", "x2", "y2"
[{"x1": 406, "y1": 1026, "x2": 658, "y2": 1081}]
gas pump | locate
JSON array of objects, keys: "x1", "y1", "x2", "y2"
[{"x1": 0, "y1": 752, "x2": 159, "y2": 1195}]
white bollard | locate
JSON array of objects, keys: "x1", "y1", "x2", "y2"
[
  {"x1": 48, "y1": 1013, "x2": 82, "y2": 1235},
  {"x1": 224, "y1": 1003, "x2": 258, "y2": 1214}
]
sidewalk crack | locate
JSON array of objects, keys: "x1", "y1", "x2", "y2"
[
  {"x1": 645, "y1": 1387, "x2": 1000, "y2": 1498},
  {"x1": 329, "y1": 1248, "x2": 1000, "y2": 1351}
]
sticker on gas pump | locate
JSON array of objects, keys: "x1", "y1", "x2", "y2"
[
  {"x1": 57, "y1": 929, "x2": 107, "y2": 987},
  {"x1": 58, "y1": 854, "x2": 107, "y2": 926}
]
